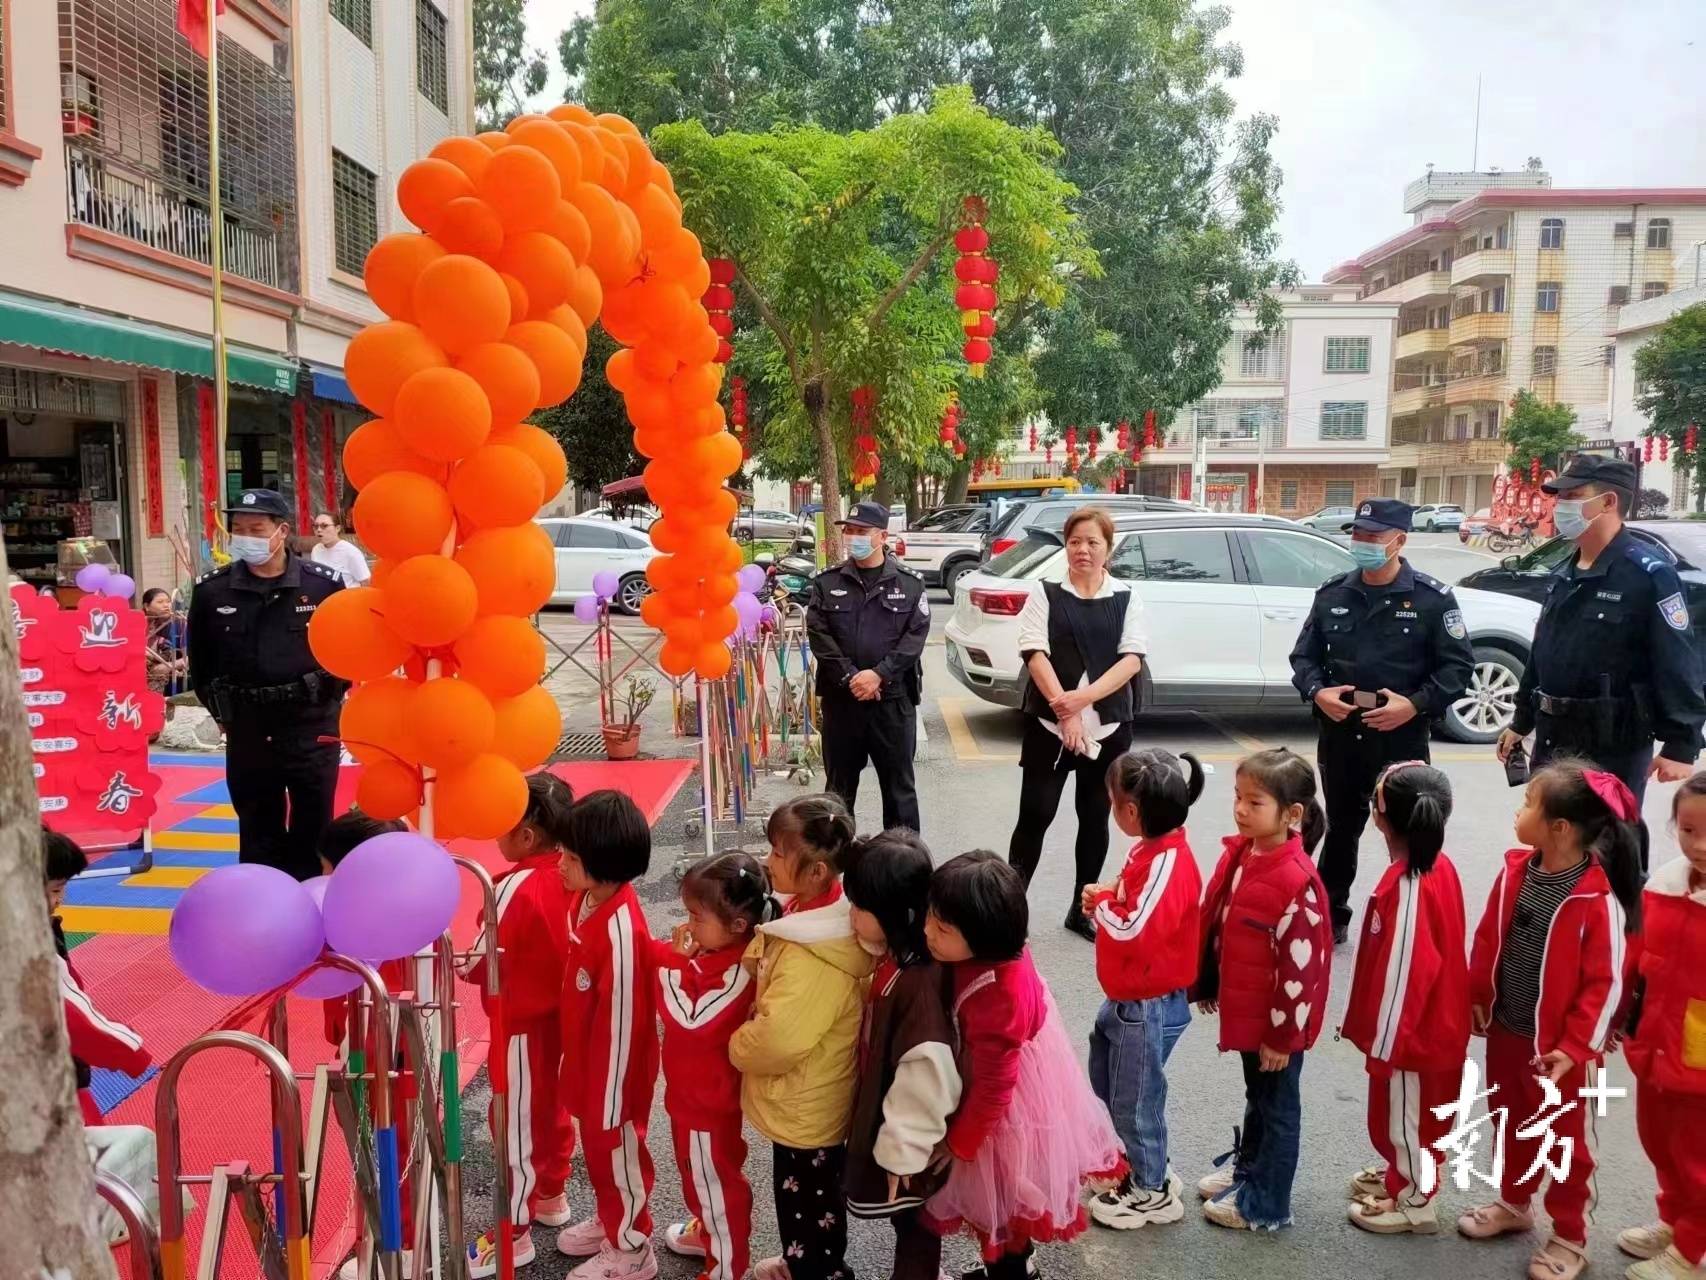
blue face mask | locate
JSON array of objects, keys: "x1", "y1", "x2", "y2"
[
  {"x1": 847, "y1": 535, "x2": 876, "y2": 560},
  {"x1": 1349, "y1": 538, "x2": 1394, "y2": 571},
  {"x1": 228, "y1": 533, "x2": 276, "y2": 566}
]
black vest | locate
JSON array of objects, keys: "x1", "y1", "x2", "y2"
[{"x1": 1020, "y1": 580, "x2": 1139, "y2": 724}]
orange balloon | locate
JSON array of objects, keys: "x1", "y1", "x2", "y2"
[
  {"x1": 498, "y1": 272, "x2": 532, "y2": 320},
  {"x1": 598, "y1": 280, "x2": 650, "y2": 347},
  {"x1": 479, "y1": 145, "x2": 562, "y2": 233},
  {"x1": 560, "y1": 122, "x2": 606, "y2": 186},
  {"x1": 383, "y1": 555, "x2": 479, "y2": 647},
  {"x1": 695, "y1": 642, "x2": 733, "y2": 680},
  {"x1": 503, "y1": 112, "x2": 553, "y2": 134},
  {"x1": 476, "y1": 131, "x2": 511, "y2": 150},
  {"x1": 455, "y1": 523, "x2": 556, "y2": 615},
  {"x1": 568, "y1": 183, "x2": 638, "y2": 285},
  {"x1": 671, "y1": 362, "x2": 724, "y2": 413},
  {"x1": 412, "y1": 255, "x2": 512, "y2": 354},
  {"x1": 547, "y1": 201, "x2": 593, "y2": 264},
  {"x1": 490, "y1": 685, "x2": 561, "y2": 770},
  {"x1": 543, "y1": 304, "x2": 587, "y2": 354},
  {"x1": 455, "y1": 342, "x2": 541, "y2": 428},
  {"x1": 343, "y1": 322, "x2": 447, "y2": 417},
  {"x1": 393, "y1": 366, "x2": 493, "y2": 462},
  {"x1": 680, "y1": 255, "x2": 713, "y2": 305},
  {"x1": 647, "y1": 226, "x2": 702, "y2": 282},
  {"x1": 604, "y1": 347, "x2": 641, "y2": 394},
  {"x1": 397, "y1": 158, "x2": 474, "y2": 231},
  {"x1": 308, "y1": 586, "x2": 414, "y2": 681},
  {"x1": 548, "y1": 103, "x2": 597, "y2": 125},
  {"x1": 409, "y1": 678, "x2": 495, "y2": 769},
  {"x1": 692, "y1": 432, "x2": 743, "y2": 480},
  {"x1": 497, "y1": 232, "x2": 574, "y2": 316},
  {"x1": 507, "y1": 119, "x2": 584, "y2": 190},
  {"x1": 703, "y1": 604, "x2": 739, "y2": 641},
  {"x1": 351, "y1": 471, "x2": 455, "y2": 561},
  {"x1": 341, "y1": 676, "x2": 418, "y2": 766},
  {"x1": 429, "y1": 136, "x2": 494, "y2": 184},
  {"x1": 449, "y1": 444, "x2": 546, "y2": 529},
  {"x1": 369, "y1": 557, "x2": 396, "y2": 588},
  {"x1": 363, "y1": 233, "x2": 446, "y2": 322},
  {"x1": 356, "y1": 758, "x2": 422, "y2": 821},
  {"x1": 593, "y1": 129, "x2": 631, "y2": 194},
  {"x1": 698, "y1": 574, "x2": 739, "y2": 609},
  {"x1": 434, "y1": 753, "x2": 529, "y2": 840},
  {"x1": 623, "y1": 377, "x2": 673, "y2": 434},
  {"x1": 596, "y1": 112, "x2": 641, "y2": 138},
  {"x1": 632, "y1": 343, "x2": 680, "y2": 383},
  {"x1": 632, "y1": 428, "x2": 671, "y2": 460},
  {"x1": 644, "y1": 515, "x2": 689, "y2": 554},
  {"x1": 434, "y1": 197, "x2": 506, "y2": 259},
  {"x1": 619, "y1": 135, "x2": 655, "y2": 199},
  {"x1": 638, "y1": 593, "x2": 671, "y2": 629},
  {"x1": 646, "y1": 555, "x2": 696, "y2": 593},
  {"x1": 452, "y1": 615, "x2": 546, "y2": 699},
  {"x1": 658, "y1": 638, "x2": 696, "y2": 677},
  {"x1": 343, "y1": 418, "x2": 446, "y2": 489},
  {"x1": 487, "y1": 424, "x2": 567, "y2": 498},
  {"x1": 643, "y1": 458, "x2": 718, "y2": 508},
  {"x1": 506, "y1": 321, "x2": 583, "y2": 407},
  {"x1": 630, "y1": 183, "x2": 681, "y2": 248},
  {"x1": 565, "y1": 264, "x2": 603, "y2": 328}
]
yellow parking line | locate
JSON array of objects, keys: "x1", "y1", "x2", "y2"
[{"x1": 936, "y1": 697, "x2": 1019, "y2": 762}]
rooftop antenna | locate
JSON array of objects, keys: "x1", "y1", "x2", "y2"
[{"x1": 1471, "y1": 73, "x2": 1482, "y2": 170}]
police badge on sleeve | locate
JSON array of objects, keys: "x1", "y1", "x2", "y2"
[
  {"x1": 1659, "y1": 592, "x2": 1689, "y2": 631},
  {"x1": 1444, "y1": 609, "x2": 1466, "y2": 640}
]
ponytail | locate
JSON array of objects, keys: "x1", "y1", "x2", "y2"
[
  {"x1": 1588, "y1": 819, "x2": 1645, "y2": 933},
  {"x1": 1105, "y1": 747, "x2": 1205, "y2": 838},
  {"x1": 1530, "y1": 758, "x2": 1645, "y2": 933},
  {"x1": 1298, "y1": 798, "x2": 1326, "y2": 856},
  {"x1": 1375, "y1": 762, "x2": 1453, "y2": 874}
]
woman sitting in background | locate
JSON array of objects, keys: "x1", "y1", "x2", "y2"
[{"x1": 143, "y1": 588, "x2": 187, "y2": 697}]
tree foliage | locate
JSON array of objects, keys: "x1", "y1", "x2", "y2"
[
  {"x1": 1635, "y1": 303, "x2": 1706, "y2": 508},
  {"x1": 532, "y1": 328, "x2": 642, "y2": 495},
  {"x1": 474, "y1": 0, "x2": 549, "y2": 131},
  {"x1": 1503, "y1": 390, "x2": 1581, "y2": 473}
]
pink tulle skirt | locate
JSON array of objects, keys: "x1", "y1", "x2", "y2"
[{"x1": 925, "y1": 990, "x2": 1126, "y2": 1258}]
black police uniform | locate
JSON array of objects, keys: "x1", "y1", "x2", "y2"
[
  {"x1": 806, "y1": 540, "x2": 930, "y2": 833},
  {"x1": 188, "y1": 518, "x2": 347, "y2": 881},
  {"x1": 1290, "y1": 499, "x2": 1474, "y2": 934}
]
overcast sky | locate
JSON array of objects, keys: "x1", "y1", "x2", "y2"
[{"x1": 521, "y1": 0, "x2": 1706, "y2": 278}]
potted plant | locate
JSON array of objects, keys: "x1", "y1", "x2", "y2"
[{"x1": 603, "y1": 675, "x2": 655, "y2": 760}]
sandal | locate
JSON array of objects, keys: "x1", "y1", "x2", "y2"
[
  {"x1": 1528, "y1": 1237, "x2": 1588, "y2": 1280},
  {"x1": 1458, "y1": 1201, "x2": 1536, "y2": 1240}
]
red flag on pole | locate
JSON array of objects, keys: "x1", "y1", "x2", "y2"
[{"x1": 176, "y1": 0, "x2": 226, "y2": 57}]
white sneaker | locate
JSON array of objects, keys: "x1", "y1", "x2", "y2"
[
  {"x1": 1347, "y1": 1196, "x2": 1439, "y2": 1235},
  {"x1": 1197, "y1": 1163, "x2": 1236, "y2": 1201},
  {"x1": 1165, "y1": 1165, "x2": 1183, "y2": 1199},
  {"x1": 556, "y1": 1217, "x2": 608, "y2": 1257},
  {"x1": 665, "y1": 1218, "x2": 708, "y2": 1258},
  {"x1": 1091, "y1": 1181, "x2": 1185, "y2": 1229},
  {"x1": 1626, "y1": 1246, "x2": 1706, "y2": 1280},
  {"x1": 567, "y1": 1243, "x2": 659, "y2": 1280},
  {"x1": 468, "y1": 1232, "x2": 535, "y2": 1278},
  {"x1": 1621, "y1": 1223, "x2": 1677, "y2": 1261},
  {"x1": 535, "y1": 1193, "x2": 573, "y2": 1227},
  {"x1": 338, "y1": 1249, "x2": 416, "y2": 1280},
  {"x1": 1202, "y1": 1191, "x2": 1250, "y2": 1230}
]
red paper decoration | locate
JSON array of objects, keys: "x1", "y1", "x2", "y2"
[
  {"x1": 939, "y1": 400, "x2": 961, "y2": 444},
  {"x1": 1044, "y1": 443, "x2": 1053, "y2": 467},
  {"x1": 1645, "y1": 436, "x2": 1655, "y2": 462},
  {"x1": 1688, "y1": 424, "x2": 1700, "y2": 455},
  {"x1": 1028, "y1": 425, "x2": 1038, "y2": 451},
  {"x1": 1087, "y1": 426, "x2": 1100, "y2": 463},
  {"x1": 730, "y1": 375, "x2": 749, "y2": 459},
  {"x1": 850, "y1": 385, "x2": 880, "y2": 489},
  {"x1": 1530, "y1": 456, "x2": 1541, "y2": 484},
  {"x1": 1660, "y1": 435, "x2": 1670, "y2": 461},
  {"x1": 705, "y1": 258, "x2": 737, "y2": 364},
  {"x1": 955, "y1": 197, "x2": 997, "y2": 378},
  {"x1": 1116, "y1": 420, "x2": 1130, "y2": 453},
  {"x1": 1143, "y1": 409, "x2": 1158, "y2": 450}
]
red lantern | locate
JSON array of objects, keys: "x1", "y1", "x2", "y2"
[
  {"x1": 1143, "y1": 409, "x2": 1158, "y2": 450},
  {"x1": 1044, "y1": 444, "x2": 1053, "y2": 466},
  {"x1": 1689, "y1": 424, "x2": 1700, "y2": 454},
  {"x1": 1028, "y1": 425, "x2": 1038, "y2": 451},
  {"x1": 1530, "y1": 456, "x2": 1541, "y2": 484},
  {"x1": 1065, "y1": 425, "x2": 1078, "y2": 451},
  {"x1": 730, "y1": 375, "x2": 748, "y2": 433},
  {"x1": 1660, "y1": 435, "x2": 1670, "y2": 461},
  {"x1": 703, "y1": 259, "x2": 737, "y2": 364},
  {"x1": 1644, "y1": 435, "x2": 1655, "y2": 462},
  {"x1": 707, "y1": 258, "x2": 737, "y2": 286},
  {"x1": 963, "y1": 338, "x2": 993, "y2": 365},
  {"x1": 1116, "y1": 420, "x2": 1130, "y2": 452},
  {"x1": 1087, "y1": 427, "x2": 1099, "y2": 463},
  {"x1": 955, "y1": 197, "x2": 996, "y2": 374}
]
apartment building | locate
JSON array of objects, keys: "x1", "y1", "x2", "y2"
[
  {"x1": 0, "y1": 0, "x2": 471, "y2": 596},
  {"x1": 1325, "y1": 169, "x2": 1706, "y2": 513}
]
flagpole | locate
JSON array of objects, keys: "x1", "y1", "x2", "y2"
[{"x1": 205, "y1": 2, "x2": 230, "y2": 550}]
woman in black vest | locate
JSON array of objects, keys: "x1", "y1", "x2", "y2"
[{"x1": 1008, "y1": 506, "x2": 1149, "y2": 939}]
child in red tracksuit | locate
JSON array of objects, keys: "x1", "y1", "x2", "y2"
[
  {"x1": 1617, "y1": 774, "x2": 1706, "y2": 1280},
  {"x1": 1081, "y1": 748, "x2": 1205, "y2": 1231},
  {"x1": 1338, "y1": 762, "x2": 1469, "y2": 1236},
  {"x1": 1192, "y1": 748, "x2": 1334, "y2": 1232},
  {"x1": 1460, "y1": 760, "x2": 1645, "y2": 1280},
  {"x1": 656, "y1": 853, "x2": 772, "y2": 1280},
  {"x1": 554, "y1": 791, "x2": 661, "y2": 1280},
  {"x1": 464, "y1": 772, "x2": 577, "y2": 1278}
]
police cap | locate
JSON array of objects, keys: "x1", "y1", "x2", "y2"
[
  {"x1": 836, "y1": 500, "x2": 891, "y2": 530},
  {"x1": 1542, "y1": 455, "x2": 1637, "y2": 495},
  {"x1": 226, "y1": 488, "x2": 291, "y2": 519},
  {"x1": 1348, "y1": 497, "x2": 1415, "y2": 534}
]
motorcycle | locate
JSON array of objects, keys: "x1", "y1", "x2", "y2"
[{"x1": 755, "y1": 533, "x2": 817, "y2": 602}]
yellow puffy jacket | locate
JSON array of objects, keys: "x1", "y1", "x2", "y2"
[{"x1": 730, "y1": 895, "x2": 876, "y2": 1149}]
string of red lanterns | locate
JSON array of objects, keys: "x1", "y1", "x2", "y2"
[
  {"x1": 850, "y1": 385, "x2": 880, "y2": 490},
  {"x1": 954, "y1": 197, "x2": 997, "y2": 378},
  {"x1": 705, "y1": 258, "x2": 736, "y2": 364},
  {"x1": 730, "y1": 375, "x2": 749, "y2": 459}
]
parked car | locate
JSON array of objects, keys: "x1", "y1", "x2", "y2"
[
  {"x1": 909, "y1": 505, "x2": 983, "y2": 532},
  {"x1": 537, "y1": 516, "x2": 659, "y2": 614},
  {"x1": 945, "y1": 512, "x2": 1540, "y2": 743},
  {"x1": 580, "y1": 504, "x2": 657, "y2": 529},
  {"x1": 733, "y1": 508, "x2": 813, "y2": 542},
  {"x1": 897, "y1": 507, "x2": 993, "y2": 593},
  {"x1": 983, "y1": 493, "x2": 1200, "y2": 559},
  {"x1": 1459, "y1": 508, "x2": 1493, "y2": 543},
  {"x1": 1413, "y1": 503, "x2": 1465, "y2": 531},
  {"x1": 1296, "y1": 505, "x2": 1357, "y2": 533}
]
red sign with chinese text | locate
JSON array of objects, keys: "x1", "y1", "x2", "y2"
[
  {"x1": 197, "y1": 383, "x2": 219, "y2": 547},
  {"x1": 141, "y1": 378, "x2": 165, "y2": 536},
  {"x1": 291, "y1": 400, "x2": 311, "y2": 529}
]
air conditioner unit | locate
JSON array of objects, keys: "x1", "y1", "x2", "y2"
[
  {"x1": 1608, "y1": 285, "x2": 1630, "y2": 305},
  {"x1": 1614, "y1": 222, "x2": 1634, "y2": 238}
]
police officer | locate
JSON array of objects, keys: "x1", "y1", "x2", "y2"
[
  {"x1": 1291, "y1": 496, "x2": 1474, "y2": 942},
  {"x1": 805, "y1": 500, "x2": 929, "y2": 832},
  {"x1": 1497, "y1": 456, "x2": 1704, "y2": 829},
  {"x1": 188, "y1": 490, "x2": 348, "y2": 881}
]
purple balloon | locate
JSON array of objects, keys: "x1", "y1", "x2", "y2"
[
  {"x1": 735, "y1": 563, "x2": 766, "y2": 594},
  {"x1": 591, "y1": 569, "x2": 620, "y2": 600},
  {"x1": 760, "y1": 604, "x2": 780, "y2": 626},
  {"x1": 733, "y1": 591, "x2": 763, "y2": 626},
  {"x1": 290, "y1": 877, "x2": 363, "y2": 998},
  {"x1": 169, "y1": 864, "x2": 325, "y2": 997},
  {"x1": 102, "y1": 573, "x2": 136, "y2": 600},
  {"x1": 573, "y1": 594, "x2": 600, "y2": 623},
  {"x1": 75, "y1": 562, "x2": 111, "y2": 592},
  {"x1": 321, "y1": 831, "x2": 460, "y2": 963}
]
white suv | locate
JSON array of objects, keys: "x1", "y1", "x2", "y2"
[{"x1": 944, "y1": 512, "x2": 1540, "y2": 743}]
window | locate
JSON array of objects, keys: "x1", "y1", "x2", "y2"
[
  {"x1": 331, "y1": 150, "x2": 378, "y2": 275},
  {"x1": 1194, "y1": 405, "x2": 1217, "y2": 436},
  {"x1": 1648, "y1": 219, "x2": 1672, "y2": 250},
  {"x1": 1239, "y1": 336, "x2": 1268, "y2": 378},
  {"x1": 1538, "y1": 218, "x2": 1564, "y2": 249},
  {"x1": 1454, "y1": 413, "x2": 1469, "y2": 440},
  {"x1": 1609, "y1": 285, "x2": 1631, "y2": 306},
  {"x1": 1237, "y1": 405, "x2": 1268, "y2": 438},
  {"x1": 416, "y1": 1, "x2": 449, "y2": 113},
  {"x1": 1244, "y1": 532, "x2": 1354, "y2": 590},
  {"x1": 1643, "y1": 281, "x2": 1668, "y2": 300},
  {"x1": 1279, "y1": 481, "x2": 1299, "y2": 511},
  {"x1": 569, "y1": 523, "x2": 626, "y2": 549},
  {"x1": 1323, "y1": 481, "x2": 1356, "y2": 507},
  {"x1": 1323, "y1": 336, "x2": 1371, "y2": 373},
  {"x1": 1532, "y1": 345, "x2": 1557, "y2": 376},
  {"x1": 1319, "y1": 401, "x2": 1368, "y2": 441},
  {"x1": 331, "y1": 0, "x2": 373, "y2": 46},
  {"x1": 544, "y1": 521, "x2": 574, "y2": 547},
  {"x1": 1125, "y1": 530, "x2": 1237, "y2": 583},
  {"x1": 1535, "y1": 282, "x2": 1560, "y2": 313}
]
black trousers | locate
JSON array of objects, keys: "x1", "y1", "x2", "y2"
[
  {"x1": 773, "y1": 1141, "x2": 852, "y2": 1280},
  {"x1": 225, "y1": 713, "x2": 340, "y2": 882},
  {"x1": 1316, "y1": 718, "x2": 1431, "y2": 930},
  {"x1": 821, "y1": 694, "x2": 920, "y2": 832},
  {"x1": 889, "y1": 1209, "x2": 941, "y2": 1280},
  {"x1": 1008, "y1": 718, "x2": 1133, "y2": 913}
]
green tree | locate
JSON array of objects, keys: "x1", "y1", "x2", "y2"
[
  {"x1": 474, "y1": 0, "x2": 549, "y2": 131},
  {"x1": 1503, "y1": 389, "x2": 1581, "y2": 473},
  {"x1": 532, "y1": 328, "x2": 642, "y2": 494},
  {"x1": 1635, "y1": 303, "x2": 1706, "y2": 509},
  {"x1": 654, "y1": 88, "x2": 1088, "y2": 551}
]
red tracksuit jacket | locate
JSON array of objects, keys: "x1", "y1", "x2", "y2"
[
  {"x1": 1090, "y1": 828, "x2": 1201, "y2": 1001},
  {"x1": 463, "y1": 854, "x2": 571, "y2": 1023},
  {"x1": 944, "y1": 949, "x2": 1046, "y2": 1162},
  {"x1": 1469, "y1": 849, "x2": 1632, "y2": 1065},
  {"x1": 1626, "y1": 857, "x2": 1706, "y2": 1095},
  {"x1": 1340, "y1": 854, "x2": 1471, "y2": 1074},
  {"x1": 653, "y1": 939, "x2": 756, "y2": 1128},
  {"x1": 58, "y1": 936, "x2": 150, "y2": 1123},
  {"x1": 559, "y1": 882, "x2": 659, "y2": 1131}
]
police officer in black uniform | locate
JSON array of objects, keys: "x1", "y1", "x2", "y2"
[
  {"x1": 805, "y1": 500, "x2": 930, "y2": 832},
  {"x1": 1291, "y1": 497, "x2": 1474, "y2": 942},
  {"x1": 188, "y1": 489, "x2": 348, "y2": 881},
  {"x1": 1497, "y1": 456, "x2": 1704, "y2": 833}
]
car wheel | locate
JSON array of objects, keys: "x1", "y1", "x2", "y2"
[
  {"x1": 616, "y1": 573, "x2": 651, "y2": 615},
  {"x1": 943, "y1": 558, "x2": 975, "y2": 596},
  {"x1": 1442, "y1": 645, "x2": 1525, "y2": 743},
  {"x1": 732, "y1": 525, "x2": 753, "y2": 544}
]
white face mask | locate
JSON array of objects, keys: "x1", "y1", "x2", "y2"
[
  {"x1": 855, "y1": 934, "x2": 888, "y2": 957},
  {"x1": 229, "y1": 533, "x2": 277, "y2": 565},
  {"x1": 1552, "y1": 496, "x2": 1609, "y2": 540}
]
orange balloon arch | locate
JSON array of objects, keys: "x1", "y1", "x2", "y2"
[{"x1": 309, "y1": 105, "x2": 742, "y2": 840}]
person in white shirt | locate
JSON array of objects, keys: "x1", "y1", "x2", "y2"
[
  {"x1": 309, "y1": 513, "x2": 371, "y2": 586},
  {"x1": 1008, "y1": 506, "x2": 1149, "y2": 940}
]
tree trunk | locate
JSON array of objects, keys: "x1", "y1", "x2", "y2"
[
  {"x1": 0, "y1": 541, "x2": 118, "y2": 1278},
  {"x1": 944, "y1": 461, "x2": 971, "y2": 505},
  {"x1": 807, "y1": 383, "x2": 844, "y2": 561},
  {"x1": 871, "y1": 472, "x2": 895, "y2": 508}
]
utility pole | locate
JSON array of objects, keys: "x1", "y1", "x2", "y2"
[{"x1": 1471, "y1": 74, "x2": 1482, "y2": 170}]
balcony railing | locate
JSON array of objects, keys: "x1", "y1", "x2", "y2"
[
  {"x1": 1448, "y1": 310, "x2": 1511, "y2": 346},
  {"x1": 1451, "y1": 246, "x2": 1515, "y2": 287},
  {"x1": 1368, "y1": 270, "x2": 1452, "y2": 305},
  {"x1": 65, "y1": 141, "x2": 286, "y2": 291},
  {"x1": 1395, "y1": 328, "x2": 1450, "y2": 361}
]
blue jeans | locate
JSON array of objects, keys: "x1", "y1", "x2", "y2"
[
  {"x1": 1087, "y1": 990, "x2": 1190, "y2": 1191},
  {"x1": 1231, "y1": 1050, "x2": 1305, "y2": 1229}
]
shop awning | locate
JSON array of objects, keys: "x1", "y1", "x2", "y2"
[
  {"x1": 306, "y1": 361, "x2": 359, "y2": 406},
  {"x1": 0, "y1": 290, "x2": 299, "y2": 393},
  {"x1": 602, "y1": 475, "x2": 648, "y2": 499}
]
